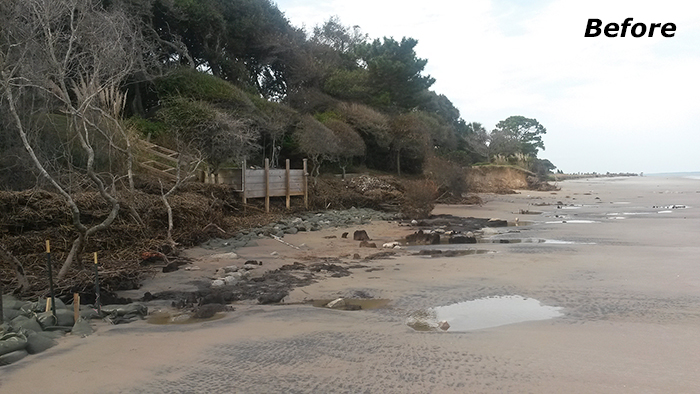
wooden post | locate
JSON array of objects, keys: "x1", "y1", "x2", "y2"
[
  {"x1": 285, "y1": 159, "x2": 291, "y2": 209},
  {"x1": 303, "y1": 158, "x2": 308, "y2": 209},
  {"x1": 73, "y1": 293, "x2": 80, "y2": 323},
  {"x1": 46, "y1": 240, "x2": 57, "y2": 319},
  {"x1": 264, "y1": 158, "x2": 270, "y2": 213},
  {"x1": 241, "y1": 159, "x2": 247, "y2": 207},
  {"x1": 94, "y1": 252, "x2": 101, "y2": 316}
]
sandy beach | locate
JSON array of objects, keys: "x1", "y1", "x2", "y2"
[{"x1": 2, "y1": 175, "x2": 700, "y2": 393}]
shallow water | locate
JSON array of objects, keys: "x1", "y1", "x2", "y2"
[
  {"x1": 147, "y1": 311, "x2": 226, "y2": 325},
  {"x1": 407, "y1": 295, "x2": 563, "y2": 332}
]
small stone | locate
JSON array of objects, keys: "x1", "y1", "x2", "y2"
[
  {"x1": 438, "y1": 320, "x2": 450, "y2": 331},
  {"x1": 211, "y1": 279, "x2": 225, "y2": 288},
  {"x1": 184, "y1": 265, "x2": 201, "y2": 271}
]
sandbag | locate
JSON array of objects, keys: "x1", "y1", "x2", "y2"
[
  {"x1": 71, "y1": 318, "x2": 93, "y2": 337},
  {"x1": 0, "y1": 332, "x2": 27, "y2": 356},
  {"x1": 55, "y1": 309, "x2": 74, "y2": 326},
  {"x1": 2, "y1": 297, "x2": 25, "y2": 310},
  {"x1": 79, "y1": 307, "x2": 100, "y2": 320},
  {"x1": 37, "y1": 312, "x2": 58, "y2": 329},
  {"x1": 101, "y1": 304, "x2": 148, "y2": 324},
  {"x1": 26, "y1": 332, "x2": 58, "y2": 354},
  {"x1": 10, "y1": 316, "x2": 43, "y2": 334},
  {"x1": 0, "y1": 349, "x2": 29, "y2": 366},
  {"x1": 3, "y1": 308, "x2": 24, "y2": 321}
]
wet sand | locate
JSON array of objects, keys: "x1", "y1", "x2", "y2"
[{"x1": 2, "y1": 175, "x2": 700, "y2": 393}]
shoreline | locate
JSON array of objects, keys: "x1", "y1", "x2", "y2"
[{"x1": 2, "y1": 175, "x2": 700, "y2": 393}]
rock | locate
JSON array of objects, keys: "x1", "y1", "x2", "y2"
[
  {"x1": 353, "y1": 253, "x2": 361, "y2": 260},
  {"x1": 353, "y1": 230, "x2": 370, "y2": 241},
  {"x1": 223, "y1": 266, "x2": 239, "y2": 273},
  {"x1": 382, "y1": 242, "x2": 400, "y2": 249},
  {"x1": 325, "y1": 298, "x2": 346, "y2": 309},
  {"x1": 257, "y1": 292, "x2": 287, "y2": 305},
  {"x1": 192, "y1": 304, "x2": 229, "y2": 319},
  {"x1": 270, "y1": 251, "x2": 279, "y2": 257},
  {"x1": 224, "y1": 276, "x2": 238, "y2": 285},
  {"x1": 359, "y1": 241, "x2": 377, "y2": 248},
  {"x1": 449, "y1": 234, "x2": 477, "y2": 244},
  {"x1": 341, "y1": 232, "x2": 349, "y2": 238},
  {"x1": 438, "y1": 320, "x2": 450, "y2": 331},
  {"x1": 211, "y1": 279, "x2": 225, "y2": 288},
  {"x1": 211, "y1": 252, "x2": 239, "y2": 260},
  {"x1": 184, "y1": 265, "x2": 201, "y2": 271},
  {"x1": 162, "y1": 262, "x2": 179, "y2": 273},
  {"x1": 214, "y1": 268, "x2": 227, "y2": 278},
  {"x1": 487, "y1": 218, "x2": 508, "y2": 227}
]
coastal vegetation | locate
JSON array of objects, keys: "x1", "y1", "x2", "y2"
[{"x1": 0, "y1": 0, "x2": 557, "y2": 295}]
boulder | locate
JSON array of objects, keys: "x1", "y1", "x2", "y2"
[{"x1": 353, "y1": 230, "x2": 370, "y2": 241}]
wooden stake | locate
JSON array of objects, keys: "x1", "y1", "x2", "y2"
[
  {"x1": 241, "y1": 159, "x2": 247, "y2": 207},
  {"x1": 264, "y1": 158, "x2": 270, "y2": 213},
  {"x1": 285, "y1": 159, "x2": 291, "y2": 209},
  {"x1": 46, "y1": 240, "x2": 57, "y2": 318},
  {"x1": 303, "y1": 159, "x2": 308, "y2": 209},
  {"x1": 73, "y1": 293, "x2": 80, "y2": 322}
]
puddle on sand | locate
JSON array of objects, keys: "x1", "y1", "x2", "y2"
[
  {"x1": 545, "y1": 220, "x2": 598, "y2": 224},
  {"x1": 310, "y1": 298, "x2": 391, "y2": 310},
  {"x1": 407, "y1": 295, "x2": 563, "y2": 332},
  {"x1": 147, "y1": 311, "x2": 226, "y2": 325}
]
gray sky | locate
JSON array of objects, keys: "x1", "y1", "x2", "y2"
[{"x1": 274, "y1": 0, "x2": 700, "y2": 174}]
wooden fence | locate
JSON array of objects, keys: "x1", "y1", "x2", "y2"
[
  {"x1": 138, "y1": 141, "x2": 307, "y2": 212},
  {"x1": 203, "y1": 158, "x2": 308, "y2": 212}
]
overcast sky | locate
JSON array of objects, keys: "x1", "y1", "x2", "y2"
[{"x1": 274, "y1": 0, "x2": 700, "y2": 174}]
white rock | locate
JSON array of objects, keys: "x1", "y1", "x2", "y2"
[
  {"x1": 325, "y1": 298, "x2": 346, "y2": 309},
  {"x1": 270, "y1": 251, "x2": 279, "y2": 257},
  {"x1": 382, "y1": 242, "x2": 399, "y2": 249},
  {"x1": 224, "y1": 276, "x2": 238, "y2": 285},
  {"x1": 214, "y1": 268, "x2": 227, "y2": 278},
  {"x1": 211, "y1": 252, "x2": 239, "y2": 260},
  {"x1": 211, "y1": 279, "x2": 225, "y2": 288},
  {"x1": 223, "y1": 266, "x2": 239, "y2": 273},
  {"x1": 410, "y1": 220, "x2": 418, "y2": 226},
  {"x1": 184, "y1": 265, "x2": 201, "y2": 271}
]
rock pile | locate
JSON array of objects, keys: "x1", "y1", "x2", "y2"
[
  {"x1": 200, "y1": 208, "x2": 398, "y2": 252},
  {"x1": 1, "y1": 295, "x2": 147, "y2": 366}
]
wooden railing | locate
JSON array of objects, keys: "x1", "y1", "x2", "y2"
[{"x1": 138, "y1": 141, "x2": 308, "y2": 212}]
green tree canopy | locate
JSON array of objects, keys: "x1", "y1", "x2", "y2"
[
  {"x1": 491, "y1": 115, "x2": 547, "y2": 157},
  {"x1": 356, "y1": 37, "x2": 435, "y2": 110}
]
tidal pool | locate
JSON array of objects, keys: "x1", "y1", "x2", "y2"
[{"x1": 407, "y1": 295, "x2": 563, "y2": 332}]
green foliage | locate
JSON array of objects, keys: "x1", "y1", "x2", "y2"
[
  {"x1": 491, "y1": 115, "x2": 547, "y2": 157},
  {"x1": 126, "y1": 117, "x2": 168, "y2": 140},
  {"x1": 356, "y1": 37, "x2": 435, "y2": 109},
  {"x1": 322, "y1": 69, "x2": 371, "y2": 101},
  {"x1": 155, "y1": 68, "x2": 255, "y2": 111},
  {"x1": 314, "y1": 110, "x2": 342, "y2": 124}
]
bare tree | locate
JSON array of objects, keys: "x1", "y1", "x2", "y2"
[
  {"x1": 323, "y1": 119, "x2": 365, "y2": 179},
  {"x1": 0, "y1": 0, "x2": 146, "y2": 279},
  {"x1": 294, "y1": 115, "x2": 339, "y2": 181}
]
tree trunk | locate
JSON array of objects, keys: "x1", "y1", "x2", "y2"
[
  {"x1": 396, "y1": 148, "x2": 402, "y2": 177},
  {"x1": 58, "y1": 232, "x2": 86, "y2": 279},
  {"x1": 0, "y1": 242, "x2": 31, "y2": 293}
]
